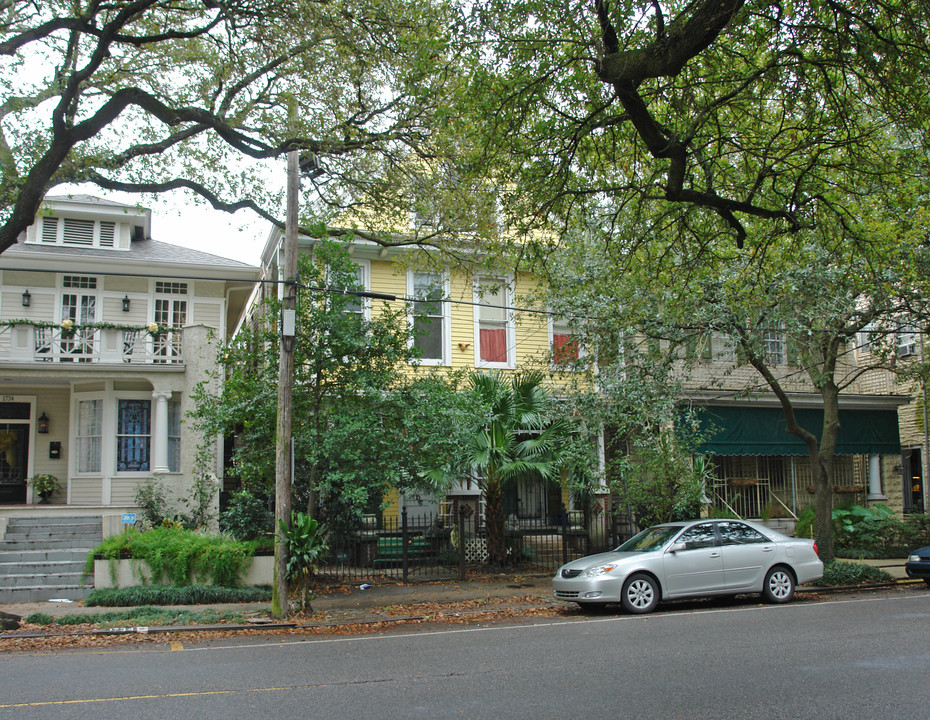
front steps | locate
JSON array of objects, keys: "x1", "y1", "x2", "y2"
[{"x1": 0, "y1": 516, "x2": 102, "y2": 602}]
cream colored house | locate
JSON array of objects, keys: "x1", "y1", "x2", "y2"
[{"x1": 0, "y1": 195, "x2": 258, "y2": 525}]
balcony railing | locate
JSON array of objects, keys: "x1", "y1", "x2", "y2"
[{"x1": 0, "y1": 323, "x2": 184, "y2": 365}]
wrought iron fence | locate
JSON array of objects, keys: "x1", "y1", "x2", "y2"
[{"x1": 313, "y1": 506, "x2": 613, "y2": 583}]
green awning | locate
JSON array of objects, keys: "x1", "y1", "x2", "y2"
[{"x1": 684, "y1": 405, "x2": 901, "y2": 456}]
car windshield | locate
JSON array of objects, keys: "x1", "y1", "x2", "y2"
[{"x1": 615, "y1": 525, "x2": 682, "y2": 553}]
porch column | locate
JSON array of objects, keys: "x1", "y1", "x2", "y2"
[
  {"x1": 867, "y1": 454, "x2": 886, "y2": 500},
  {"x1": 151, "y1": 391, "x2": 172, "y2": 474}
]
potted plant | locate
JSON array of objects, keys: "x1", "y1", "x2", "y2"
[{"x1": 27, "y1": 473, "x2": 61, "y2": 503}]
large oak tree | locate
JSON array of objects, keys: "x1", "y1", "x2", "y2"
[
  {"x1": 454, "y1": 0, "x2": 930, "y2": 559},
  {"x1": 0, "y1": 0, "x2": 459, "y2": 253}
]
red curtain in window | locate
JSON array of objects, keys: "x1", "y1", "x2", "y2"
[
  {"x1": 553, "y1": 333, "x2": 579, "y2": 364},
  {"x1": 480, "y1": 328, "x2": 507, "y2": 363}
]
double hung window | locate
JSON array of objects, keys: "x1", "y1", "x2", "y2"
[
  {"x1": 75, "y1": 400, "x2": 102, "y2": 473},
  {"x1": 476, "y1": 277, "x2": 512, "y2": 366},
  {"x1": 550, "y1": 317, "x2": 579, "y2": 367},
  {"x1": 410, "y1": 272, "x2": 447, "y2": 363}
]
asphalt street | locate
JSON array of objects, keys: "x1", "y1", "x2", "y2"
[{"x1": 1, "y1": 584, "x2": 928, "y2": 720}]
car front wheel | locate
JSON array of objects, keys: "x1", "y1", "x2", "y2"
[
  {"x1": 621, "y1": 573, "x2": 659, "y2": 614},
  {"x1": 762, "y1": 566, "x2": 795, "y2": 603}
]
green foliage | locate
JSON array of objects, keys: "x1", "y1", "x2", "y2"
[
  {"x1": 277, "y1": 511, "x2": 328, "y2": 611},
  {"x1": 705, "y1": 505, "x2": 741, "y2": 520},
  {"x1": 191, "y1": 244, "x2": 478, "y2": 537},
  {"x1": 832, "y1": 505, "x2": 930, "y2": 557},
  {"x1": 86, "y1": 527, "x2": 256, "y2": 587},
  {"x1": 454, "y1": 370, "x2": 570, "y2": 564},
  {"x1": 797, "y1": 504, "x2": 930, "y2": 557},
  {"x1": 84, "y1": 584, "x2": 271, "y2": 608},
  {"x1": 796, "y1": 507, "x2": 816, "y2": 540},
  {"x1": 29, "y1": 604, "x2": 265, "y2": 627},
  {"x1": 134, "y1": 479, "x2": 172, "y2": 528},
  {"x1": 220, "y1": 490, "x2": 273, "y2": 541},
  {"x1": 25, "y1": 612, "x2": 53, "y2": 626},
  {"x1": 26, "y1": 474, "x2": 61, "y2": 496},
  {"x1": 0, "y1": 0, "x2": 463, "y2": 255},
  {"x1": 181, "y1": 462, "x2": 219, "y2": 532},
  {"x1": 614, "y1": 431, "x2": 712, "y2": 530},
  {"x1": 816, "y1": 561, "x2": 893, "y2": 587}
]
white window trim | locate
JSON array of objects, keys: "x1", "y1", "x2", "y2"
[
  {"x1": 324, "y1": 259, "x2": 371, "y2": 321},
  {"x1": 548, "y1": 315, "x2": 585, "y2": 370},
  {"x1": 407, "y1": 269, "x2": 450, "y2": 366},
  {"x1": 72, "y1": 396, "x2": 104, "y2": 476},
  {"x1": 473, "y1": 275, "x2": 515, "y2": 369}
]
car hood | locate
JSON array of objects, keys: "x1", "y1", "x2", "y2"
[{"x1": 559, "y1": 551, "x2": 646, "y2": 572}]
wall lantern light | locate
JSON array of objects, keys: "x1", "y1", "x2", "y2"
[
  {"x1": 21, "y1": 290, "x2": 31, "y2": 307},
  {"x1": 122, "y1": 295, "x2": 131, "y2": 312},
  {"x1": 37, "y1": 412, "x2": 49, "y2": 434}
]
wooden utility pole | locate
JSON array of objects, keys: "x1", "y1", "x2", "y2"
[{"x1": 272, "y1": 149, "x2": 299, "y2": 618}]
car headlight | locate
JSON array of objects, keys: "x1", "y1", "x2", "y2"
[
  {"x1": 582, "y1": 562, "x2": 618, "y2": 577},
  {"x1": 908, "y1": 554, "x2": 921, "y2": 563}
]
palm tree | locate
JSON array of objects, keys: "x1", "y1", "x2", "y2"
[{"x1": 467, "y1": 370, "x2": 568, "y2": 565}]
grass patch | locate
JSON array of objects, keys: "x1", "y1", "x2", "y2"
[
  {"x1": 814, "y1": 561, "x2": 893, "y2": 586},
  {"x1": 84, "y1": 584, "x2": 271, "y2": 607}
]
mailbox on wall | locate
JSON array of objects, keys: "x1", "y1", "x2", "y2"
[{"x1": 49, "y1": 441, "x2": 61, "y2": 459}]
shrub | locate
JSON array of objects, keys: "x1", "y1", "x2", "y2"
[
  {"x1": 220, "y1": 490, "x2": 272, "y2": 541},
  {"x1": 86, "y1": 526, "x2": 257, "y2": 587},
  {"x1": 84, "y1": 584, "x2": 271, "y2": 607},
  {"x1": 795, "y1": 505, "x2": 930, "y2": 558},
  {"x1": 25, "y1": 612, "x2": 54, "y2": 625},
  {"x1": 135, "y1": 478, "x2": 172, "y2": 527},
  {"x1": 815, "y1": 561, "x2": 893, "y2": 586}
]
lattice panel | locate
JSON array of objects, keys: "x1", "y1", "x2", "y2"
[{"x1": 464, "y1": 538, "x2": 488, "y2": 563}]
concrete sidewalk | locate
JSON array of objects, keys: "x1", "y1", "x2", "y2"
[
  {"x1": 0, "y1": 559, "x2": 917, "y2": 631},
  {"x1": 0, "y1": 574, "x2": 556, "y2": 625}
]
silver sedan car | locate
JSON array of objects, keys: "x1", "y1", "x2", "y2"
[{"x1": 553, "y1": 518, "x2": 823, "y2": 613}]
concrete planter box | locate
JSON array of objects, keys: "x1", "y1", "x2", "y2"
[{"x1": 94, "y1": 553, "x2": 273, "y2": 589}]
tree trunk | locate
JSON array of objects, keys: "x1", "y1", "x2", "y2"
[{"x1": 812, "y1": 386, "x2": 841, "y2": 564}]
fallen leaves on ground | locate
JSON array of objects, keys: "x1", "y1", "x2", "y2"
[{"x1": 0, "y1": 595, "x2": 567, "y2": 654}]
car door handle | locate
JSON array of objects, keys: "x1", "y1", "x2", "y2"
[
  {"x1": 709, "y1": 552, "x2": 721, "y2": 558},
  {"x1": 762, "y1": 546, "x2": 774, "y2": 552}
]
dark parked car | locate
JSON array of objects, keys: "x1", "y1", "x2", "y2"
[{"x1": 905, "y1": 546, "x2": 930, "y2": 585}]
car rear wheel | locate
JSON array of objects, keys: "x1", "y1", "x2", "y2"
[
  {"x1": 762, "y1": 566, "x2": 795, "y2": 603},
  {"x1": 621, "y1": 573, "x2": 659, "y2": 614}
]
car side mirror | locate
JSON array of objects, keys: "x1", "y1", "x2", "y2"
[{"x1": 667, "y1": 542, "x2": 686, "y2": 553}]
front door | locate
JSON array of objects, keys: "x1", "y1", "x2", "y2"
[{"x1": 0, "y1": 420, "x2": 29, "y2": 504}]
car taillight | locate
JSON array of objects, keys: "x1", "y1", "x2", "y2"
[{"x1": 812, "y1": 541, "x2": 819, "y2": 557}]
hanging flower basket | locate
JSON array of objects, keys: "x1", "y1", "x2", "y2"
[
  {"x1": 60, "y1": 319, "x2": 75, "y2": 339},
  {"x1": 833, "y1": 484, "x2": 864, "y2": 494},
  {"x1": 146, "y1": 322, "x2": 164, "y2": 340},
  {"x1": 727, "y1": 477, "x2": 759, "y2": 487}
]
